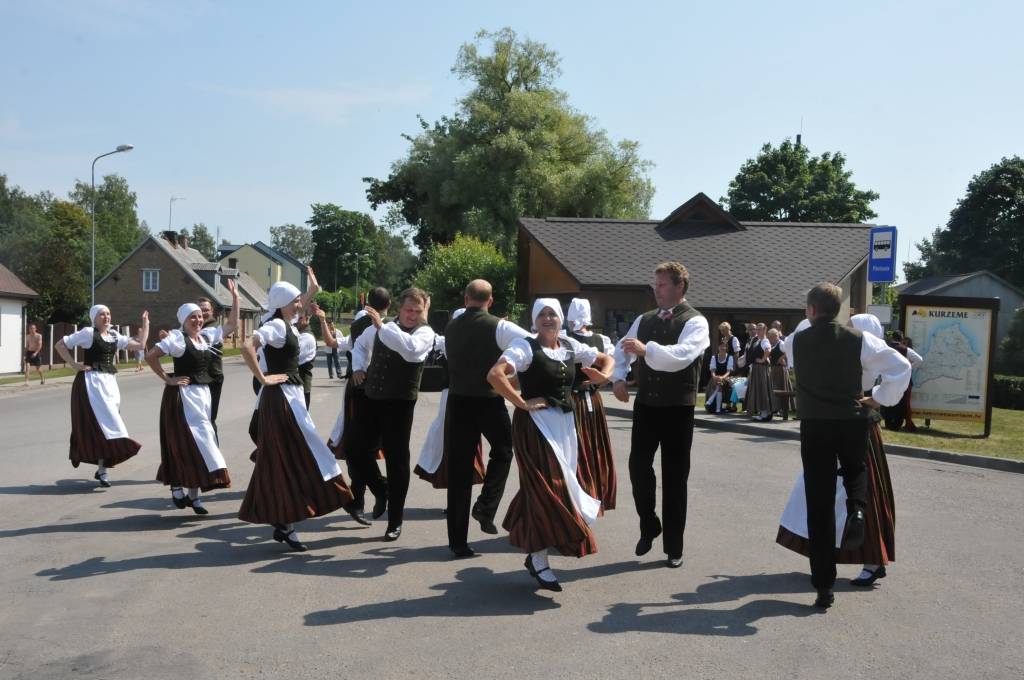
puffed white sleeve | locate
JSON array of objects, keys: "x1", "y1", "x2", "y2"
[
  {"x1": 726, "y1": 355, "x2": 735, "y2": 372},
  {"x1": 156, "y1": 329, "x2": 187, "y2": 357},
  {"x1": 253, "y1": 319, "x2": 288, "y2": 349},
  {"x1": 62, "y1": 327, "x2": 94, "y2": 349},
  {"x1": 565, "y1": 336, "x2": 598, "y2": 368},
  {"x1": 378, "y1": 322, "x2": 436, "y2": 362},
  {"x1": 499, "y1": 337, "x2": 534, "y2": 374},
  {"x1": 351, "y1": 325, "x2": 377, "y2": 372},
  {"x1": 201, "y1": 326, "x2": 225, "y2": 346},
  {"x1": 861, "y1": 332, "x2": 912, "y2": 407},
  {"x1": 612, "y1": 316, "x2": 643, "y2": 382},
  {"x1": 906, "y1": 347, "x2": 923, "y2": 368},
  {"x1": 643, "y1": 315, "x2": 712, "y2": 373},
  {"x1": 435, "y1": 335, "x2": 446, "y2": 357},
  {"x1": 598, "y1": 334, "x2": 613, "y2": 354},
  {"x1": 112, "y1": 330, "x2": 131, "y2": 351},
  {"x1": 496, "y1": 319, "x2": 531, "y2": 350}
]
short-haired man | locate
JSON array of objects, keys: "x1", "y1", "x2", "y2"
[
  {"x1": 197, "y1": 278, "x2": 239, "y2": 425},
  {"x1": 613, "y1": 262, "x2": 710, "y2": 568},
  {"x1": 349, "y1": 287, "x2": 435, "y2": 541},
  {"x1": 24, "y1": 323, "x2": 44, "y2": 385},
  {"x1": 444, "y1": 278, "x2": 530, "y2": 558},
  {"x1": 790, "y1": 282, "x2": 910, "y2": 609}
]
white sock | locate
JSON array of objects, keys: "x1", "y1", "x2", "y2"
[
  {"x1": 171, "y1": 487, "x2": 185, "y2": 499},
  {"x1": 97, "y1": 460, "x2": 107, "y2": 475},
  {"x1": 188, "y1": 488, "x2": 200, "y2": 501},
  {"x1": 530, "y1": 550, "x2": 556, "y2": 582}
]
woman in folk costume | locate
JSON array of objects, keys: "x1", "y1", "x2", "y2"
[
  {"x1": 414, "y1": 308, "x2": 487, "y2": 489},
  {"x1": 776, "y1": 313, "x2": 898, "y2": 587},
  {"x1": 563, "y1": 297, "x2": 616, "y2": 511},
  {"x1": 239, "y1": 282, "x2": 368, "y2": 552},
  {"x1": 55, "y1": 305, "x2": 149, "y2": 487},
  {"x1": 745, "y1": 322, "x2": 775, "y2": 421},
  {"x1": 767, "y1": 327, "x2": 794, "y2": 420},
  {"x1": 487, "y1": 299, "x2": 615, "y2": 592},
  {"x1": 705, "y1": 339, "x2": 734, "y2": 414},
  {"x1": 145, "y1": 304, "x2": 230, "y2": 514}
]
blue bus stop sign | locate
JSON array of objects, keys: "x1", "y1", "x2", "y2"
[{"x1": 868, "y1": 225, "x2": 898, "y2": 283}]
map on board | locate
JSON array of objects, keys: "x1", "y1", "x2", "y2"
[{"x1": 905, "y1": 305, "x2": 992, "y2": 422}]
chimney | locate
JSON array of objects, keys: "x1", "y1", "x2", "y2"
[
  {"x1": 796, "y1": 133, "x2": 802, "y2": 148},
  {"x1": 177, "y1": 233, "x2": 189, "y2": 249},
  {"x1": 162, "y1": 230, "x2": 178, "y2": 247}
]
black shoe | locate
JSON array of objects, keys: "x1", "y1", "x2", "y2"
[
  {"x1": 666, "y1": 556, "x2": 683, "y2": 569},
  {"x1": 841, "y1": 509, "x2": 866, "y2": 550},
  {"x1": 184, "y1": 497, "x2": 209, "y2": 515},
  {"x1": 452, "y1": 545, "x2": 478, "y2": 559},
  {"x1": 94, "y1": 471, "x2": 111, "y2": 488},
  {"x1": 635, "y1": 525, "x2": 662, "y2": 557},
  {"x1": 372, "y1": 494, "x2": 388, "y2": 520},
  {"x1": 472, "y1": 505, "x2": 498, "y2": 535},
  {"x1": 273, "y1": 527, "x2": 308, "y2": 552},
  {"x1": 850, "y1": 565, "x2": 887, "y2": 587},
  {"x1": 345, "y1": 504, "x2": 372, "y2": 526},
  {"x1": 171, "y1": 488, "x2": 188, "y2": 509},
  {"x1": 383, "y1": 525, "x2": 402, "y2": 542},
  {"x1": 814, "y1": 589, "x2": 834, "y2": 609},
  {"x1": 531, "y1": 566, "x2": 562, "y2": 592}
]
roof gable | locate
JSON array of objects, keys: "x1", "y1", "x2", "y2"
[
  {"x1": 658, "y1": 192, "x2": 745, "y2": 231},
  {"x1": 0, "y1": 262, "x2": 37, "y2": 298}
]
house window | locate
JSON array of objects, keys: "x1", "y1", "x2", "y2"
[
  {"x1": 228, "y1": 258, "x2": 238, "y2": 269},
  {"x1": 142, "y1": 269, "x2": 160, "y2": 292}
]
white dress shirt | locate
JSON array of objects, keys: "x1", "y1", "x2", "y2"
[
  {"x1": 351, "y1": 321, "x2": 436, "y2": 372},
  {"x1": 612, "y1": 309, "x2": 710, "y2": 382}
]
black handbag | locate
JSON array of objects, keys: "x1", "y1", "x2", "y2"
[{"x1": 418, "y1": 337, "x2": 448, "y2": 392}]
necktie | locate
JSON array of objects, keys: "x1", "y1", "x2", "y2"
[{"x1": 658, "y1": 309, "x2": 672, "y2": 320}]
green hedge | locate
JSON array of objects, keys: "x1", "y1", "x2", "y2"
[{"x1": 993, "y1": 375, "x2": 1024, "y2": 410}]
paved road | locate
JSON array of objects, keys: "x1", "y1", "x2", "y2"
[{"x1": 0, "y1": 359, "x2": 1021, "y2": 679}]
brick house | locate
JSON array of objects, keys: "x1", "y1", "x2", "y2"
[{"x1": 94, "y1": 231, "x2": 267, "y2": 343}]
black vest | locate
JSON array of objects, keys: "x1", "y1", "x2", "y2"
[
  {"x1": 792, "y1": 320, "x2": 865, "y2": 420},
  {"x1": 84, "y1": 329, "x2": 118, "y2": 374},
  {"x1": 711, "y1": 355, "x2": 731, "y2": 376},
  {"x1": 262, "y1": 322, "x2": 302, "y2": 386},
  {"x1": 445, "y1": 308, "x2": 502, "y2": 397},
  {"x1": 518, "y1": 337, "x2": 575, "y2": 412},
  {"x1": 769, "y1": 342, "x2": 785, "y2": 365},
  {"x1": 205, "y1": 328, "x2": 224, "y2": 380},
  {"x1": 365, "y1": 323, "x2": 427, "y2": 401},
  {"x1": 567, "y1": 330, "x2": 604, "y2": 391},
  {"x1": 172, "y1": 335, "x2": 214, "y2": 384},
  {"x1": 345, "y1": 314, "x2": 376, "y2": 381},
  {"x1": 634, "y1": 302, "x2": 703, "y2": 406},
  {"x1": 750, "y1": 340, "x2": 766, "y2": 362}
]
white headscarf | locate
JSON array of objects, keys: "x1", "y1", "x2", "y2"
[
  {"x1": 177, "y1": 303, "x2": 201, "y2": 327},
  {"x1": 850, "y1": 313, "x2": 884, "y2": 340},
  {"x1": 452, "y1": 307, "x2": 466, "y2": 320},
  {"x1": 566, "y1": 298, "x2": 591, "y2": 332},
  {"x1": 262, "y1": 281, "x2": 302, "y2": 324},
  {"x1": 531, "y1": 298, "x2": 564, "y2": 331},
  {"x1": 89, "y1": 304, "x2": 110, "y2": 327}
]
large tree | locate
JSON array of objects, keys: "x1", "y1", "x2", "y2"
[
  {"x1": 904, "y1": 156, "x2": 1024, "y2": 287},
  {"x1": 722, "y1": 139, "x2": 879, "y2": 223},
  {"x1": 307, "y1": 203, "x2": 379, "y2": 291},
  {"x1": 270, "y1": 223, "x2": 314, "y2": 262},
  {"x1": 365, "y1": 28, "x2": 654, "y2": 254},
  {"x1": 69, "y1": 174, "x2": 147, "y2": 283},
  {"x1": 182, "y1": 223, "x2": 217, "y2": 260},
  {"x1": 412, "y1": 234, "x2": 515, "y2": 315}
]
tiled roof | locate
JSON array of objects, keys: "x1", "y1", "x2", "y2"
[
  {"x1": 0, "y1": 262, "x2": 37, "y2": 298},
  {"x1": 150, "y1": 236, "x2": 264, "y2": 312},
  {"x1": 520, "y1": 216, "x2": 873, "y2": 310}
]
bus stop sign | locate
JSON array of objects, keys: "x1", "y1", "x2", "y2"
[{"x1": 868, "y1": 225, "x2": 898, "y2": 283}]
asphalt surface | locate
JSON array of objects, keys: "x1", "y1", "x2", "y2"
[{"x1": 0, "y1": 357, "x2": 1021, "y2": 679}]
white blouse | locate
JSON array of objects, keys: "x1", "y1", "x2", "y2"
[
  {"x1": 156, "y1": 329, "x2": 210, "y2": 357},
  {"x1": 63, "y1": 326, "x2": 131, "y2": 351},
  {"x1": 500, "y1": 336, "x2": 598, "y2": 375}
]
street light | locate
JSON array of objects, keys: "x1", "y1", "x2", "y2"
[
  {"x1": 91, "y1": 144, "x2": 134, "y2": 306},
  {"x1": 168, "y1": 195, "x2": 185, "y2": 230},
  {"x1": 342, "y1": 251, "x2": 369, "y2": 301}
]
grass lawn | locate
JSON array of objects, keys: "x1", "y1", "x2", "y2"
[
  {"x1": 880, "y1": 408, "x2": 1024, "y2": 461},
  {"x1": 1, "y1": 348, "x2": 242, "y2": 386}
]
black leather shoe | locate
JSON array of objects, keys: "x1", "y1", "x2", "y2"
[
  {"x1": 452, "y1": 545, "x2": 478, "y2": 559},
  {"x1": 372, "y1": 494, "x2": 388, "y2": 520},
  {"x1": 814, "y1": 589, "x2": 834, "y2": 609},
  {"x1": 850, "y1": 565, "x2": 887, "y2": 587},
  {"x1": 185, "y1": 497, "x2": 209, "y2": 515},
  {"x1": 532, "y1": 567, "x2": 562, "y2": 592},
  {"x1": 841, "y1": 509, "x2": 866, "y2": 550},
  {"x1": 345, "y1": 504, "x2": 372, "y2": 526},
  {"x1": 635, "y1": 526, "x2": 662, "y2": 557},
  {"x1": 472, "y1": 505, "x2": 498, "y2": 535},
  {"x1": 273, "y1": 527, "x2": 308, "y2": 552},
  {"x1": 666, "y1": 557, "x2": 683, "y2": 569},
  {"x1": 171, "y1": 488, "x2": 188, "y2": 509},
  {"x1": 94, "y1": 471, "x2": 111, "y2": 488},
  {"x1": 383, "y1": 525, "x2": 402, "y2": 542}
]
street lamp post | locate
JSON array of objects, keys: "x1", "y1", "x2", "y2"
[
  {"x1": 168, "y1": 195, "x2": 185, "y2": 230},
  {"x1": 91, "y1": 144, "x2": 134, "y2": 307}
]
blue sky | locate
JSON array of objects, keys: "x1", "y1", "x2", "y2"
[{"x1": 2, "y1": 1, "x2": 1021, "y2": 281}]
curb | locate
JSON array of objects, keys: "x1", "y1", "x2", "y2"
[{"x1": 604, "y1": 406, "x2": 1024, "y2": 475}]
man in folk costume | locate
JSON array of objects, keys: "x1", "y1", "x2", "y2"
[
  {"x1": 55, "y1": 305, "x2": 149, "y2": 487},
  {"x1": 196, "y1": 277, "x2": 240, "y2": 427},
  {"x1": 612, "y1": 262, "x2": 709, "y2": 569},
  {"x1": 327, "y1": 287, "x2": 391, "y2": 520},
  {"x1": 444, "y1": 280, "x2": 531, "y2": 558},
  {"x1": 789, "y1": 283, "x2": 910, "y2": 609},
  {"x1": 349, "y1": 287, "x2": 436, "y2": 541},
  {"x1": 563, "y1": 297, "x2": 617, "y2": 511}
]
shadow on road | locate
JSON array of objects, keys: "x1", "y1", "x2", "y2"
[
  {"x1": 0, "y1": 478, "x2": 155, "y2": 495},
  {"x1": 587, "y1": 572, "x2": 818, "y2": 637},
  {"x1": 304, "y1": 565, "x2": 560, "y2": 626}
]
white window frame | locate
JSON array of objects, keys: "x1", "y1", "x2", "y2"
[{"x1": 142, "y1": 269, "x2": 160, "y2": 292}]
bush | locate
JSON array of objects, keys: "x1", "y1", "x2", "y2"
[
  {"x1": 997, "y1": 307, "x2": 1024, "y2": 375},
  {"x1": 993, "y1": 375, "x2": 1024, "y2": 410},
  {"x1": 412, "y1": 235, "x2": 516, "y2": 315}
]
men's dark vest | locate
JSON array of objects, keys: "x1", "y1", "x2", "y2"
[
  {"x1": 205, "y1": 327, "x2": 224, "y2": 381},
  {"x1": 345, "y1": 314, "x2": 376, "y2": 381},
  {"x1": 84, "y1": 329, "x2": 118, "y2": 374},
  {"x1": 567, "y1": 330, "x2": 604, "y2": 391},
  {"x1": 634, "y1": 302, "x2": 703, "y2": 406},
  {"x1": 518, "y1": 337, "x2": 575, "y2": 412},
  {"x1": 365, "y1": 323, "x2": 426, "y2": 401},
  {"x1": 172, "y1": 335, "x2": 214, "y2": 385},
  {"x1": 445, "y1": 308, "x2": 502, "y2": 397},
  {"x1": 792, "y1": 320, "x2": 865, "y2": 420},
  {"x1": 262, "y1": 323, "x2": 302, "y2": 386}
]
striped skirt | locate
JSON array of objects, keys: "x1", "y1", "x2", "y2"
[
  {"x1": 769, "y1": 364, "x2": 795, "y2": 414},
  {"x1": 68, "y1": 372, "x2": 140, "y2": 468},
  {"x1": 329, "y1": 382, "x2": 384, "y2": 462},
  {"x1": 413, "y1": 445, "x2": 485, "y2": 489},
  {"x1": 745, "y1": 363, "x2": 775, "y2": 414},
  {"x1": 502, "y1": 409, "x2": 598, "y2": 557},
  {"x1": 156, "y1": 385, "x2": 230, "y2": 492},
  {"x1": 776, "y1": 420, "x2": 896, "y2": 565},
  {"x1": 572, "y1": 390, "x2": 616, "y2": 510},
  {"x1": 239, "y1": 384, "x2": 355, "y2": 525}
]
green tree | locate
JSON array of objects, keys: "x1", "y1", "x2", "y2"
[
  {"x1": 722, "y1": 139, "x2": 879, "y2": 223},
  {"x1": 365, "y1": 28, "x2": 654, "y2": 254},
  {"x1": 307, "y1": 204, "x2": 378, "y2": 291},
  {"x1": 999, "y1": 308, "x2": 1024, "y2": 375},
  {"x1": 904, "y1": 156, "x2": 1024, "y2": 286},
  {"x1": 182, "y1": 223, "x2": 217, "y2": 259},
  {"x1": 412, "y1": 234, "x2": 515, "y2": 315},
  {"x1": 69, "y1": 174, "x2": 147, "y2": 283},
  {"x1": 270, "y1": 223, "x2": 314, "y2": 262}
]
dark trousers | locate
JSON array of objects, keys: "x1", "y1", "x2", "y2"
[
  {"x1": 628, "y1": 402, "x2": 695, "y2": 559},
  {"x1": 209, "y1": 378, "x2": 223, "y2": 423},
  {"x1": 445, "y1": 394, "x2": 514, "y2": 550},
  {"x1": 346, "y1": 385, "x2": 384, "y2": 510},
  {"x1": 327, "y1": 349, "x2": 341, "y2": 378},
  {"x1": 800, "y1": 418, "x2": 869, "y2": 590},
  {"x1": 349, "y1": 397, "x2": 416, "y2": 530}
]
